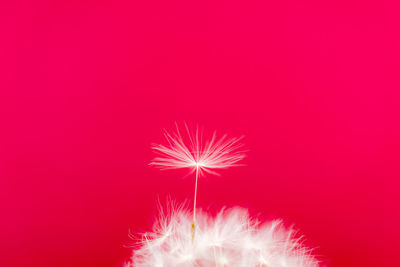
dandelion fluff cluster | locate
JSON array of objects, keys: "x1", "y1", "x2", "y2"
[
  {"x1": 126, "y1": 125, "x2": 321, "y2": 266},
  {"x1": 126, "y1": 207, "x2": 319, "y2": 267}
]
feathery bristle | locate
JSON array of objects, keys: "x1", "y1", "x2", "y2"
[{"x1": 150, "y1": 124, "x2": 245, "y2": 176}]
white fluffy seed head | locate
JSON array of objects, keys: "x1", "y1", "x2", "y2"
[{"x1": 125, "y1": 207, "x2": 320, "y2": 267}]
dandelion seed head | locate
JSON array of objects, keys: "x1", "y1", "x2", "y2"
[
  {"x1": 125, "y1": 207, "x2": 320, "y2": 267},
  {"x1": 127, "y1": 125, "x2": 323, "y2": 266}
]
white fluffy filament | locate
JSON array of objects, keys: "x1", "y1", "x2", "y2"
[{"x1": 149, "y1": 124, "x2": 245, "y2": 174}]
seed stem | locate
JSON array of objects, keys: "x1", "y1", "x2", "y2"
[{"x1": 192, "y1": 165, "x2": 199, "y2": 241}]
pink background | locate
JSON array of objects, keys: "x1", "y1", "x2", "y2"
[{"x1": 1, "y1": 1, "x2": 400, "y2": 266}]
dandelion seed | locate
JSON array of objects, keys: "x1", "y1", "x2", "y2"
[{"x1": 150, "y1": 124, "x2": 246, "y2": 240}]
